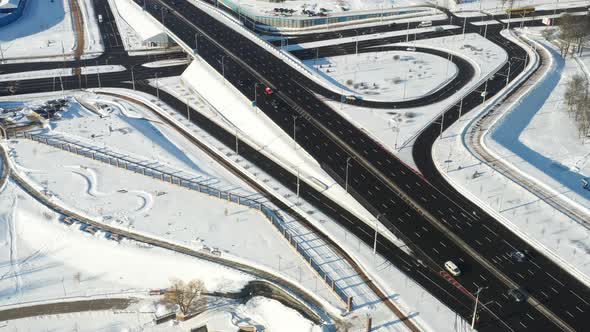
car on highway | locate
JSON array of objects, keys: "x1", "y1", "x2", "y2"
[
  {"x1": 510, "y1": 250, "x2": 526, "y2": 262},
  {"x1": 406, "y1": 47, "x2": 416, "y2": 52},
  {"x1": 345, "y1": 95, "x2": 361, "y2": 102},
  {"x1": 444, "y1": 261, "x2": 461, "y2": 276},
  {"x1": 264, "y1": 87, "x2": 274, "y2": 95},
  {"x1": 508, "y1": 288, "x2": 527, "y2": 302}
]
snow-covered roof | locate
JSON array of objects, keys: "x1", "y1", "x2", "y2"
[
  {"x1": 114, "y1": 0, "x2": 165, "y2": 41},
  {"x1": 0, "y1": 0, "x2": 20, "y2": 10}
]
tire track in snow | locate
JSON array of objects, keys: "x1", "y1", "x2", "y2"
[{"x1": 67, "y1": 166, "x2": 154, "y2": 217}]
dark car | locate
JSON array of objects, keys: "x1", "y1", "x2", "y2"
[{"x1": 510, "y1": 250, "x2": 526, "y2": 262}]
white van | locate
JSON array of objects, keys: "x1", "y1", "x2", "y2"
[
  {"x1": 445, "y1": 261, "x2": 461, "y2": 276},
  {"x1": 98, "y1": 14, "x2": 103, "y2": 23},
  {"x1": 418, "y1": 21, "x2": 432, "y2": 28}
]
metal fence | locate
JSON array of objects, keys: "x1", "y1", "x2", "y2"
[{"x1": 14, "y1": 131, "x2": 351, "y2": 306}]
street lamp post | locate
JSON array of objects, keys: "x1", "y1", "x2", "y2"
[
  {"x1": 292, "y1": 115, "x2": 298, "y2": 149},
  {"x1": 155, "y1": 72, "x2": 159, "y2": 99},
  {"x1": 373, "y1": 213, "x2": 386, "y2": 255},
  {"x1": 131, "y1": 65, "x2": 136, "y2": 90},
  {"x1": 355, "y1": 29, "x2": 360, "y2": 56},
  {"x1": 471, "y1": 286, "x2": 487, "y2": 329},
  {"x1": 254, "y1": 82, "x2": 258, "y2": 106},
  {"x1": 96, "y1": 60, "x2": 102, "y2": 88},
  {"x1": 221, "y1": 55, "x2": 226, "y2": 83},
  {"x1": 345, "y1": 156, "x2": 352, "y2": 192}
]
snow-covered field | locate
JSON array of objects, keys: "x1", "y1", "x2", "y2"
[
  {"x1": 0, "y1": 180, "x2": 253, "y2": 307},
  {"x1": 305, "y1": 50, "x2": 458, "y2": 102},
  {"x1": 0, "y1": 0, "x2": 103, "y2": 62},
  {"x1": 433, "y1": 30, "x2": 590, "y2": 282}
]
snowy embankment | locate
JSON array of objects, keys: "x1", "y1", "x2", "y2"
[{"x1": 432, "y1": 29, "x2": 590, "y2": 284}]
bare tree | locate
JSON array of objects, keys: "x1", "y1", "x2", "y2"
[{"x1": 162, "y1": 278, "x2": 206, "y2": 317}]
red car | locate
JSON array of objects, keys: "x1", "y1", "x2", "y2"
[{"x1": 264, "y1": 87, "x2": 274, "y2": 95}]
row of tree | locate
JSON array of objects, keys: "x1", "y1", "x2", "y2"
[
  {"x1": 557, "y1": 14, "x2": 590, "y2": 57},
  {"x1": 564, "y1": 74, "x2": 590, "y2": 140}
]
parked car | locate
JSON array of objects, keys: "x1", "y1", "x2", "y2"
[{"x1": 264, "y1": 87, "x2": 274, "y2": 95}]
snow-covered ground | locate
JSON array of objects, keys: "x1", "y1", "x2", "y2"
[
  {"x1": 305, "y1": 50, "x2": 458, "y2": 102},
  {"x1": 433, "y1": 29, "x2": 590, "y2": 282},
  {"x1": 0, "y1": 0, "x2": 103, "y2": 62},
  {"x1": 0, "y1": 180, "x2": 252, "y2": 308},
  {"x1": 1, "y1": 296, "x2": 321, "y2": 332},
  {"x1": 0, "y1": 179, "x2": 320, "y2": 331}
]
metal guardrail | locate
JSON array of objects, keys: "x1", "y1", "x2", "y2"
[{"x1": 13, "y1": 131, "x2": 351, "y2": 305}]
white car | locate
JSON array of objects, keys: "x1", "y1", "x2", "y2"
[{"x1": 445, "y1": 261, "x2": 461, "y2": 276}]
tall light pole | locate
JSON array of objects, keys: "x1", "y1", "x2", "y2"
[
  {"x1": 373, "y1": 213, "x2": 385, "y2": 255},
  {"x1": 345, "y1": 156, "x2": 352, "y2": 192},
  {"x1": 131, "y1": 65, "x2": 136, "y2": 90},
  {"x1": 155, "y1": 72, "x2": 159, "y2": 99},
  {"x1": 297, "y1": 167, "x2": 300, "y2": 205},
  {"x1": 253, "y1": 82, "x2": 260, "y2": 113},
  {"x1": 355, "y1": 29, "x2": 360, "y2": 56},
  {"x1": 471, "y1": 286, "x2": 487, "y2": 329},
  {"x1": 95, "y1": 60, "x2": 102, "y2": 88},
  {"x1": 292, "y1": 115, "x2": 298, "y2": 149},
  {"x1": 186, "y1": 95, "x2": 191, "y2": 121},
  {"x1": 221, "y1": 55, "x2": 226, "y2": 84},
  {"x1": 235, "y1": 128, "x2": 239, "y2": 155},
  {"x1": 439, "y1": 111, "x2": 445, "y2": 140}
]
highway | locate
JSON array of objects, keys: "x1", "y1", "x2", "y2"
[
  {"x1": 1, "y1": 0, "x2": 589, "y2": 330},
  {"x1": 130, "y1": 0, "x2": 590, "y2": 330}
]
